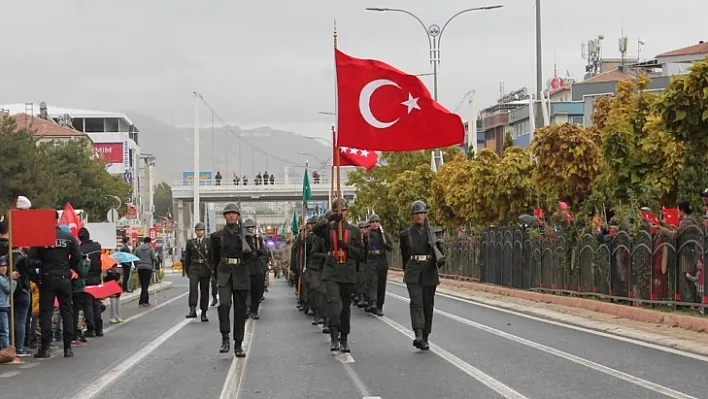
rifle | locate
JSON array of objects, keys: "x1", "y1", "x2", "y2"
[
  {"x1": 238, "y1": 195, "x2": 252, "y2": 254},
  {"x1": 425, "y1": 216, "x2": 445, "y2": 267}
]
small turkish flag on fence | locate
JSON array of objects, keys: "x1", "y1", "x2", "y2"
[{"x1": 335, "y1": 49, "x2": 464, "y2": 151}]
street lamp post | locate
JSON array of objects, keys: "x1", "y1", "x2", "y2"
[{"x1": 365, "y1": 5, "x2": 503, "y2": 162}]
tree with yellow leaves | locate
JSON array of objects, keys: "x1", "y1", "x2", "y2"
[
  {"x1": 389, "y1": 164, "x2": 436, "y2": 231},
  {"x1": 530, "y1": 123, "x2": 601, "y2": 210},
  {"x1": 429, "y1": 153, "x2": 474, "y2": 228},
  {"x1": 495, "y1": 146, "x2": 535, "y2": 223}
]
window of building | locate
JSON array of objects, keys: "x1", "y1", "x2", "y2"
[
  {"x1": 84, "y1": 118, "x2": 105, "y2": 133},
  {"x1": 71, "y1": 118, "x2": 84, "y2": 132},
  {"x1": 105, "y1": 118, "x2": 119, "y2": 132},
  {"x1": 570, "y1": 116, "x2": 584, "y2": 126}
]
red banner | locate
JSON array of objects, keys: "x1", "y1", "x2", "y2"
[
  {"x1": 93, "y1": 143, "x2": 123, "y2": 163},
  {"x1": 11, "y1": 209, "x2": 57, "y2": 247}
]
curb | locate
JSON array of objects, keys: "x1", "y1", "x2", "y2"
[
  {"x1": 119, "y1": 281, "x2": 174, "y2": 304},
  {"x1": 387, "y1": 271, "x2": 708, "y2": 357}
]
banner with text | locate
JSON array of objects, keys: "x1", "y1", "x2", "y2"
[
  {"x1": 93, "y1": 143, "x2": 123, "y2": 163},
  {"x1": 182, "y1": 171, "x2": 213, "y2": 186}
]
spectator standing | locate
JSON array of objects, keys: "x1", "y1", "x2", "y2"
[
  {"x1": 0, "y1": 256, "x2": 16, "y2": 349},
  {"x1": 134, "y1": 237, "x2": 158, "y2": 307},
  {"x1": 119, "y1": 237, "x2": 133, "y2": 293},
  {"x1": 78, "y1": 227, "x2": 104, "y2": 337},
  {"x1": 104, "y1": 265, "x2": 123, "y2": 323}
]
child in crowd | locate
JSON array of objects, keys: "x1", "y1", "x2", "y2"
[
  {"x1": 0, "y1": 256, "x2": 16, "y2": 349},
  {"x1": 104, "y1": 265, "x2": 123, "y2": 324}
]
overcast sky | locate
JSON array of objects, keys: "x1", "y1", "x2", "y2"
[{"x1": 1, "y1": 0, "x2": 706, "y2": 141}]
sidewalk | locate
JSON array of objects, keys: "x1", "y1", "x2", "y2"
[{"x1": 387, "y1": 270, "x2": 708, "y2": 357}]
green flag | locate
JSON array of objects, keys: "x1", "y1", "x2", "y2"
[
  {"x1": 290, "y1": 211, "x2": 299, "y2": 234},
  {"x1": 302, "y1": 170, "x2": 312, "y2": 206}
]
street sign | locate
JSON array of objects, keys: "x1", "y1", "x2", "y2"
[
  {"x1": 127, "y1": 191, "x2": 133, "y2": 204},
  {"x1": 124, "y1": 172, "x2": 132, "y2": 183},
  {"x1": 107, "y1": 208, "x2": 119, "y2": 223}
]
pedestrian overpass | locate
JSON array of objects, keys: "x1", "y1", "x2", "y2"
[{"x1": 170, "y1": 177, "x2": 355, "y2": 203}]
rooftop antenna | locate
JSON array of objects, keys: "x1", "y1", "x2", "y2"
[
  {"x1": 581, "y1": 34, "x2": 604, "y2": 78},
  {"x1": 618, "y1": 27, "x2": 628, "y2": 67}
]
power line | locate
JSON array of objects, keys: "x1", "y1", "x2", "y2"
[{"x1": 195, "y1": 93, "x2": 302, "y2": 167}]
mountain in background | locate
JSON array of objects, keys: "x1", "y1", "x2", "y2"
[{"x1": 125, "y1": 112, "x2": 332, "y2": 185}]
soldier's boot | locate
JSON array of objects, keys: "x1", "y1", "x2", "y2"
[
  {"x1": 302, "y1": 305, "x2": 310, "y2": 315},
  {"x1": 186, "y1": 306, "x2": 198, "y2": 318},
  {"x1": 413, "y1": 329, "x2": 423, "y2": 349},
  {"x1": 234, "y1": 342, "x2": 246, "y2": 358},
  {"x1": 210, "y1": 297, "x2": 218, "y2": 307},
  {"x1": 200, "y1": 310, "x2": 209, "y2": 322},
  {"x1": 64, "y1": 346, "x2": 74, "y2": 358},
  {"x1": 322, "y1": 317, "x2": 330, "y2": 334},
  {"x1": 34, "y1": 342, "x2": 51, "y2": 359},
  {"x1": 366, "y1": 301, "x2": 377, "y2": 313},
  {"x1": 375, "y1": 307, "x2": 384, "y2": 317},
  {"x1": 420, "y1": 333, "x2": 430, "y2": 351},
  {"x1": 250, "y1": 312, "x2": 260, "y2": 320},
  {"x1": 219, "y1": 334, "x2": 230, "y2": 353},
  {"x1": 329, "y1": 328, "x2": 340, "y2": 352},
  {"x1": 311, "y1": 309, "x2": 320, "y2": 325},
  {"x1": 339, "y1": 335, "x2": 350, "y2": 353}
]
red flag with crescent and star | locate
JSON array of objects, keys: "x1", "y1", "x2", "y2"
[
  {"x1": 335, "y1": 49, "x2": 464, "y2": 151},
  {"x1": 335, "y1": 145, "x2": 377, "y2": 170}
]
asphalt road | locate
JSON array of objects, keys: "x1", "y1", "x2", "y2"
[{"x1": 1, "y1": 274, "x2": 707, "y2": 399}]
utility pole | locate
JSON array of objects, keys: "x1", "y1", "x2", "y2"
[
  {"x1": 535, "y1": 0, "x2": 543, "y2": 104},
  {"x1": 193, "y1": 92, "x2": 200, "y2": 225}
]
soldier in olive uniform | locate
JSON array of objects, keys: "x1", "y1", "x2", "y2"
[
  {"x1": 399, "y1": 200, "x2": 445, "y2": 351},
  {"x1": 298, "y1": 217, "x2": 317, "y2": 315},
  {"x1": 211, "y1": 202, "x2": 252, "y2": 357},
  {"x1": 306, "y1": 214, "x2": 328, "y2": 328},
  {"x1": 312, "y1": 198, "x2": 363, "y2": 353},
  {"x1": 184, "y1": 222, "x2": 211, "y2": 322},
  {"x1": 243, "y1": 218, "x2": 266, "y2": 319},
  {"x1": 353, "y1": 220, "x2": 370, "y2": 309},
  {"x1": 364, "y1": 214, "x2": 393, "y2": 315}
]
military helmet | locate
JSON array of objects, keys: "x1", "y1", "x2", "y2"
[
  {"x1": 410, "y1": 200, "x2": 428, "y2": 214},
  {"x1": 324, "y1": 210, "x2": 332, "y2": 220},
  {"x1": 194, "y1": 222, "x2": 205, "y2": 230},
  {"x1": 315, "y1": 214, "x2": 326, "y2": 224},
  {"x1": 357, "y1": 220, "x2": 369, "y2": 229},
  {"x1": 369, "y1": 214, "x2": 381, "y2": 222},
  {"x1": 243, "y1": 218, "x2": 256, "y2": 228},
  {"x1": 222, "y1": 202, "x2": 240, "y2": 215},
  {"x1": 307, "y1": 215, "x2": 317, "y2": 224},
  {"x1": 331, "y1": 198, "x2": 349, "y2": 212}
]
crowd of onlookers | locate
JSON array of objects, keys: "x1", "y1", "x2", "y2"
[{"x1": 0, "y1": 217, "x2": 161, "y2": 361}]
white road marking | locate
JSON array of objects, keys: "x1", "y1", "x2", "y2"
[
  {"x1": 0, "y1": 371, "x2": 20, "y2": 378},
  {"x1": 19, "y1": 363, "x2": 39, "y2": 369},
  {"x1": 376, "y1": 315, "x2": 528, "y2": 399},
  {"x1": 388, "y1": 280, "x2": 708, "y2": 363},
  {"x1": 72, "y1": 318, "x2": 192, "y2": 399},
  {"x1": 230, "y1": 319, "x2": 255, "y2": 399},
  {"x1": 388, "y1": 291, "x2": 698, "y2": 399},
  {"x1": 103, "y1": 291, "x2": 189, "y2": 334},
  {"x1": 336, "y1": 352, "x2": 355, "y2": 363}
]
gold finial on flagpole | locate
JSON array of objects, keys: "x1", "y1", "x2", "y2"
[{"x1": 333, "y1": 19, "x2": 338, "y2": 49}]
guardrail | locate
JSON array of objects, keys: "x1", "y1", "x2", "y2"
[{"x1": 387, "y1": 226, "x2": 708, "y2": 310}]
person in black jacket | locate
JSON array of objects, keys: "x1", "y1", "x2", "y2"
[
  {"x1": 28, "y1": 211, "x2": 84, "y2": 359},
  {"x1": 78, "y1": 227, "x2": 104, "y2": 337}
]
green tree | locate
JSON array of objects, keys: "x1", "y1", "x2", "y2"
[
  {"x1": 429, "y1": 153, "x2": 474, "y2": 228},
  {"x1": 0, "y1": 116, "x2": 130, "y2": 220},
  {"x1": 495, "y1": 146, "x2": 535, "y2": 223},
  {"x1": 42, "y1": 139, "x2": 131, "y2": 221},
  {"x1": 530, "y1": 123, "x2": 601, "y2": 210},
  {"x1": 656, "y1": 56, "x2": 708, "y2": 207},
  {"x1": 467, "y1": 149, "x2": 502, "y2": 225},
  {"x1": 0, "y1": 117, "x2": 53, "y2": 212},
  {"x1": 388, "y1": 164, "x2": 435, "y2": 231},
  {"x1": 503, "y1": 130, "x2": 514, "y2": 152},
  {"x1": 154, "y1": 182, "x2": 173, "y2": 217}
]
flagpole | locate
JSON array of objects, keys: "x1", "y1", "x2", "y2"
[
  {"x1": 8, "y1": 209, "x2": 15, "y2": 351},
  {"x1": 329, "y1": 125, "x2": 335, "y2": 210},
  {"x1": 334, "y1": 20, "x2": 344, "y2": 262}
]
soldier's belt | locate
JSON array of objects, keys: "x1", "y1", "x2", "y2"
[
  {"x1": 410, "y1": 255, "x2": 431, "y2": 261},
  {"x1": 369, "y1": 250, "x2": 382, "y2": 255},
  {"x1": 327, "y1": 250, "x2": 346, "y2": 257},
  {"x1": 192, "y1": 259, "x2": 206, "y2": 264},
  {"x1": 222, "y1": 258, "x2": 241, "y2": 264}
]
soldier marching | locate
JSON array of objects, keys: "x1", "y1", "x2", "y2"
[{"x1": 184, "y1": 222, "x2": 211, "y2": 322}]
